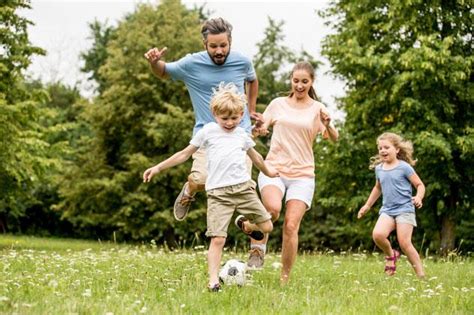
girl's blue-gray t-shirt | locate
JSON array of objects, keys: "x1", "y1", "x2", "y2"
[{"x1": 375, "y1": 160, "x2": 415, "y2": 216}]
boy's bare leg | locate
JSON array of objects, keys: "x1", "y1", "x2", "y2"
[{"x1": 208, "y1": 237, "x2": 226, "y2": 286}]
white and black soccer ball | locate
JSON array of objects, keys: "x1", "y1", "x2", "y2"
[{"x1": 219, "y1": 259, "x2": 247, "y2": 286}]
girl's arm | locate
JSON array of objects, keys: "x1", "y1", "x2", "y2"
[
  {"x1": 409, "y1": 172, "x2": 425, "y2": 208},
  {"x1": 357, "y1": 180, "x2": 382, "y2": 219},
  {"x1": 320, "y1": 108, "x2": 339, "y2": 141},
  {"x1": 143, "y1": 144, "x2": 198, "y2": 182},
  {"x1": 247, "y1": 148, "x2": 279, "y2": 178}
]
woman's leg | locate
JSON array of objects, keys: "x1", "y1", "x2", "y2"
[
  {"x1": 208, "y1": 236, "x2": 226, "y2": 286},
  {"x1": 280, "y1": 199, "x2": 306, "y2": 284},
  {"x1": 396, "y1": 223, "x2": 425, "y2": 277}
]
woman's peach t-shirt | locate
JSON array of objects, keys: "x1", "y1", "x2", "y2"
[{"x1": 263, "y1": 97, "x2": 328, "y2": 179}]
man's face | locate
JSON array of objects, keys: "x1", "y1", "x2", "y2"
[{"x1": 205, "y1": 33, "x2": 231, "y2": 65}]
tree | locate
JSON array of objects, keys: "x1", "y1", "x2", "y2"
[
  {"x1": 320, "y1": 0, "x2": 473, "y2": 253},
  {"x1": 58, "y1": 0, "x2": 207, "y2": 243},
  {"x1": 0, "y1": 0, "x2": 52, "y2": 232}
]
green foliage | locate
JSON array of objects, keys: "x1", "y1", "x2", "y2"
[
  {"x1": 0, "y1": 0, "x2": 54, "y2": 231},
  {"x1": 319, "y1": 0, "x2": 473, "y2": 252},
  {"x1": 58, "y1": 0, "x2": 209, "y2": 242}
]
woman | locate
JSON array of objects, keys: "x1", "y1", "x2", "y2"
[{"x1": 250, "y1": 61, "x2": 338, "y2": 284}]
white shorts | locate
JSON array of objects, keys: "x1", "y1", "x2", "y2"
[{"x1": 257, "y1": 173, "x2": 315, "y2": 210}]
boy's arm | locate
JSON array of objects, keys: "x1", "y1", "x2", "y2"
[
  {"x1": 143, "y1": 145, "x2": 198, "y2": 182},
  {"x1": 409, "y1": 172, "x2": 425, "y2": 208},
  {"x1": 247, "y1": 148, "x2": 279, "y2": 178},
  {"x1": 357, "y1": 180, "x2": 382, "y2": 219}
]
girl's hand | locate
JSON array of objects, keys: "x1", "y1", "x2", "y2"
[
  {"x1": 143, "y1": 166, "x2": 159, "y2": 183},
  {"x1": 252, "y1": 126, "x2": 269, "y2": 137},
  {"x1": 412, "y1": 196, "x2": 423, "y2": 208},
  {"x1": 357, "y1": 205, "x2": 370, "y2": 219},
  {"x1": 320, "y1": 108, "x2": 331, "y2": 127}
]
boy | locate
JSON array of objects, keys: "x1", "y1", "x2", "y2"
[{"x1": 143, "y1": 83, "x2": 278, "y2": 291}]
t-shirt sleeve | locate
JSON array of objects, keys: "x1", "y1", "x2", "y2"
[
  {"x1": 245, "y1": 58, "x2": 257, "y2": 82},
  {"x1": 243, "y1": 133, "x2": 256, "y2": 151},
  {"x1": 402, "y1": 162, "x2": 415, "y2": 178},
  {"x1": 262, "y1": 100, "x2": 277, "y2": 127},
  {"x1": 164, "y1": 54, "x2": 190, "y2": 81},
  {"x1": 189, "y1": 127, "x2": 205, "y2": 148}
]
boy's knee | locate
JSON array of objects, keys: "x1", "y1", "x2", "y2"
[
  {"x1": 210, "y1": 236, "x2": 226, "y2": 247},
  {"x1": 259, "y1": 220, "x2": 273, "y2": 233},
  {"x1": 187, "y1": 174, "x2": 205, "y2": 193}
]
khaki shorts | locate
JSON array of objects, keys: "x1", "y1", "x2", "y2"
[
  {"x1": 206, "y1": 180, "x2": 271, "y2": 237},
  {"x1": 380, "y1": 212, "x2": 417, "y2": 227},
  {"x1": 189, "y1": 147, "x2": 253, "y2": 186}
]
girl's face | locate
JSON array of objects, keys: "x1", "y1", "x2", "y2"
[
  {"x1": 378, "y1": 139, "x2": 399, "y2": 163},
  {"x1": 291, "y1": 69, "x2": 313, "y2": 100}
]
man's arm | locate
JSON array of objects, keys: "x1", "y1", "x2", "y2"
[
  {"x1": 144, "y1": 47, "x2": 168, "y2": 79},
  {"x1": 247, "y1": 79, "x2": 263, "y2": 125}
]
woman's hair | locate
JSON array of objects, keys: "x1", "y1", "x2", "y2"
[
  {"x1": 369, "y1": 132, "x2": 416, "y2": 169},
  {"x1": 289, "y1": 61, "x2": 319, "y2": 101},
  {"x1": 210, "y1": 82, "x2": 246, "y2": 116},
  {"x1": 201, "y1": 18, "x2": 233, "y2": 42}
]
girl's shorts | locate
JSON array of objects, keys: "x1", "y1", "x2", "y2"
[
  {"x1": 257, "y1": 173, "x2": 315, "y2": 210},
  {"x1": 380, "y1": 212, "x2": 417, "y2": 227}
]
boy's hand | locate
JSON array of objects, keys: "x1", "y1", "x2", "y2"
[
  {"x1": 412, "y1": 196, "x2": 423, "y2": 208},
  {"x1": 144, "y1": 47, "x2": 168, "y2": 64},
  {"x1": 357, "y1": 205, "x2": 370, "y2": 219},
  {"x1": 143, "y1": 166, "x2": 159, "y2": 183},
  {"x1": 265, "y1": 164, "x2": 279, "y2": 178},
  {"x1": 252, "y1": 126, "x2": 269, "y2": 137}
]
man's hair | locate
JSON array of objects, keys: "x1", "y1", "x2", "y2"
[
  {"x1": 210, "y1": 82, "x2": 246, "y2": 116},
  {"x1": 201, "y1": 17, "x2": 233, "y2": 41}
]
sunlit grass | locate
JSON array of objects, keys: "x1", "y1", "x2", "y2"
[{"x1": 0, "y1": 235, "x2": 472, "y2": 314}]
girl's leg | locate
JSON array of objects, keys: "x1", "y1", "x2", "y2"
[
  {"x1": 208, "y1": 236, "x2": 226, "y2": 286},
  {"x1": 396, "y1": 223, "x2": 425, "y2": 277},
  {"x1": 280, "y1": 199, "x2": 306, "y2": 284},
  {"x1": 372, "y1": 215, "x2": 396, "y2": 270}
]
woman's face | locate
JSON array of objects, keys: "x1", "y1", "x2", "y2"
[{"x1": 291, "y1": 69, "x2": 313, "y2": 99}]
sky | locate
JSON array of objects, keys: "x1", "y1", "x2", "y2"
[{"x1": 22, "y1": 0, "x2": 346, "y2": 116}]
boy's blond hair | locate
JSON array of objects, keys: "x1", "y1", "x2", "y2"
[{"x1": 210, "y1": 82, "x2": 246, "y2": 116}]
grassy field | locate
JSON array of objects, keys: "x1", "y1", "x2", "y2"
[{"x1": 0, "y1": 235, "x2": 472, "y2": 314}]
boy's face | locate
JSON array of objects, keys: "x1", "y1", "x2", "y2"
[{"x1": 214, "y1": 112, "x2": 243, "y2": 133}]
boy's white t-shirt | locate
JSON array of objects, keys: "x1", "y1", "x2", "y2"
[{"x1": 190, "y1": 122, "x2": 255, "y2": 191}]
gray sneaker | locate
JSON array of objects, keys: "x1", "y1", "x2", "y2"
[
  {"x1": 173, "y1": 183, "x2": 195, "y2": 221},
  {"x1": 247, "y1": 247, "x2": 264, "y2": 269}
]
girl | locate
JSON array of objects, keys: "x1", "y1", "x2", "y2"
[
  {"x1": 251, "y1": 61, "x2": 339, "y2": 283},
  {"x1": 358, "y1": 132, "x2": 425, "y2": 278}
]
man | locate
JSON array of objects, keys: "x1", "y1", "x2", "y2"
[{"x1": 144, "y1": 17, "x2": 262, "y2": 221}]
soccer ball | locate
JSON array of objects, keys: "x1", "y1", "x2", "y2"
[{"x1": 219, "y1": 259, "x2": 247, "y2": 286}]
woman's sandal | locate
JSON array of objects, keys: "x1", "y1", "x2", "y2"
[{"x1": 384, "y1": 249, "x2": 400, "y2": 276}]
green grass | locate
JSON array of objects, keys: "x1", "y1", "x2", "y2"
[{"x1": 0, "y1": 235, "x2": 473, "y2": 314}]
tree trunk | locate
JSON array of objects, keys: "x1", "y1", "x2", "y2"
[{"x1": 440, "y1": 215, "x2": 455, "y2": 255}]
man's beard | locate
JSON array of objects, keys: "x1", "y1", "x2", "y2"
[{"x1": 208, "y1": 51, "x2": 229, "y2": 65}]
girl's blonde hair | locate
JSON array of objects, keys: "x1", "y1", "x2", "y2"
[
  {"x1": 210, "y1": 82, "x2": 246, "y2": 116},
  {"x1": 369, "y1": 132, "x2": 416, "y2": 169}
]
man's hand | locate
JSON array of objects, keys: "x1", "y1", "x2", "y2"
[
  {"x1": 144, "y1": 47, "x2": 168, "y2": 65},
  {"x1": 250, "y1": 112, "x2": 264, "y2": 129}
]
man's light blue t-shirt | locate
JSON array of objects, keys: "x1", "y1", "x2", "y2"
[
  {"x1": 376, "y1": 160, "x2": 416, "y2": 216},
  {"x1": 165, "y1": 51, "x2": 256, "y2": 135}
]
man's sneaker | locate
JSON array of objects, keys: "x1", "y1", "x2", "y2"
[
  {"x1": 208, "y1": 283, "x2": 221, "y2": 292},
  {"x1": 173, "y1": 183, "x2": 195, "y2": 221},
  {"x1": 247, "y1": 247, "x2": 265, "y2": 269},
  {"x1": 234, "y1": 215, "x2": 264, "y2": 241}
]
